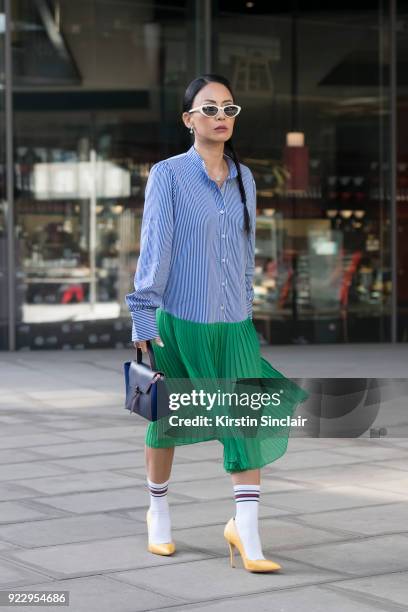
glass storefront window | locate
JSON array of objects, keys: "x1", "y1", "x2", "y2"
[
  {"x1": 0, "y1": 1, "x2": 405, "y2": 349},
  {"x1": 215, "y1": 3, "x2": 392, "y2": 343},
  {"x1": 12, "y1": 0, "x2": 194, "y2": 349}
]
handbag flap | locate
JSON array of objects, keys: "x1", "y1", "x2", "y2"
[{"x1": 128, "y1": 359, "x2": 164, "y2": 394}]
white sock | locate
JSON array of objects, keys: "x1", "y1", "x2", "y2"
[
  {"x1": 233, "y1": 484, "x2": 265, "y2": 560},
  {"x1": 147, "y1": 477, "x2": 172, "y2": 544}
]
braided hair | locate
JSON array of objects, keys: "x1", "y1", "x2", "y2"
[{"x1": 182, "y1": 74, "x2": 251, "y2": 237}]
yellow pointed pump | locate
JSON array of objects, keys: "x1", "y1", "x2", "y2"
[
  {"x1": 146, "y1": 509, "x2": 176, "y2": 556},
  {"x1": 224, "y1": 517, "x2": 281, "y2": 573}
]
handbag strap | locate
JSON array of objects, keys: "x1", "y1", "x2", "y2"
[{"x1": 136, "y1": 340, "x2": 157, "y2": 371}]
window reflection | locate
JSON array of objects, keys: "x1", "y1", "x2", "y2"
[
  {"x1": 12, "y1": 0, "x2": 191, "y2": 348},
  {"x1": 6, "y1": 0, "x2": 401, "y2": 348},
  {"x1": 216, "y1": 3, "x2": 392, "y2": 343}
]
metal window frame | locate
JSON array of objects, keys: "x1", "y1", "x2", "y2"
[
  {"x1": 390, "y1": 0, "x2": 397, "y2": 342},
  {"x1": 5, "y1": 0, "x2": 15, "y2": 351}
]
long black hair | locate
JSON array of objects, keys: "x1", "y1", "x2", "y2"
[{"x1": 182, "y1": 74, "x2": 251, "y2": 236}]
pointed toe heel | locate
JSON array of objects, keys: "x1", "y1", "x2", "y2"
[
  {"x1": 223, "y1": 517, "x2": 281, "y2": 573},
  {"x1": 146, "y1": 509, "x2": 176, "y2": 556}
]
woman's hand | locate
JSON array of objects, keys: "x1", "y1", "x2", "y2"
[{"x1": 133, "y1": 337, "x2": 164, "y2": 353}]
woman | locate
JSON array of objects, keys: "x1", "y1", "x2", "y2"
[{"x1": 126, "y1": 74, "x2": 308, "y2": 573}]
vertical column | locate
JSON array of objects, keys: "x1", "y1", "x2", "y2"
[
  {"x1": 5, "y1": 0, "x2": 15, "y2": 350},
  {"x1": 194, "y1": 0, "x2": 212, "y2": 74},
  {"x1": 89, "y1": 149, "x2": 97, "y2": 311},
  {"x1": 389, "y1": 0, "x2": 397, "y2": 343}
]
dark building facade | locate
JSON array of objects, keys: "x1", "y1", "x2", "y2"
[{"x1": 0, "y1": 0, "x2": 407, "y2": 350}]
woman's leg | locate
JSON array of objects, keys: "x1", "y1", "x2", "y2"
[
  {"x1": 145, "y1": 445, "x2": 175, "y2": 481},
  {"x1": 231, "y1": 468, "x2": 260, "y2": 486},
  {"x1": 230, "y1": 467, "x2": 265, "y2": 560},
  {"x1": 145, "y1": 445, "x2": 175, "y2": 544}
]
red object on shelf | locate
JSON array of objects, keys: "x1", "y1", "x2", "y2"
[{"x1": 60, "y1": 284, "x2": 84, "y2": 304}]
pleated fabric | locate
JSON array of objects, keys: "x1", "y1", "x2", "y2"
[{"x1": 145, "y1": 308, "x2": 309, "y2": 473}]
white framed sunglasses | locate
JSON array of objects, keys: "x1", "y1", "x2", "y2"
[{"x1": 188, "y1": 104, "x2": 241, "y2": 118}]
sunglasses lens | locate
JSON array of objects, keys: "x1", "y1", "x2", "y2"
[
  {"x1": 224, "y1": 105, "x2": 239, "y2": 117},
  {"x1": 202, "y1": 105, "x2": 219, "y2": 117}
]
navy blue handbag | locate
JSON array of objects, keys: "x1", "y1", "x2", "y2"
[{"x1": 124, "y1": 340, "x2": 170, "y2": 421}]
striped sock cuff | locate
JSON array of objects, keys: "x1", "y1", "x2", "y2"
[
  {"x1": 233, "y1": 484, "x2": 260, "y2": 503},
  {"x1": 147, "y1": 477, "x2": 169, "y2": 497}
]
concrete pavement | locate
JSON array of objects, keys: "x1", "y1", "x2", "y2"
[{"x1": 0, "y1": 344, "x2": 407, "y2": 611}]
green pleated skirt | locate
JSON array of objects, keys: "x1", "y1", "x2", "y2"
[{"x1": 145, "y1": 308, "x2": 309, "y2": 473}]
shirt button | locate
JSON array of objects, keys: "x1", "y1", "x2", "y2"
[
  {"x1": 221, "y1": 234, "x2": 225, "y2": 238},
  {"x1": 221, "y1": 258, "x2": 225, "y2": 263},
  {"x1": 221, "y1": 305, "x2": 224, "y2": 310},
  {"x1": 219, "y1": 209, "x2": 225, "y2": 214},
  {"x1": 222, "y1": 282, "x2": 225, "y2": 286}
]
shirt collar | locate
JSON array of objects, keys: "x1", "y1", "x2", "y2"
[{"x1": 186, "y1": 144, "x2": 238, "y2": 180}]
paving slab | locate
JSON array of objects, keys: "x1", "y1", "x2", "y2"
[
  {"x1": 0, "y1": 540, "x2": 19, "y2": 551},
  {"x1": 261, "y1": 484, "x2": 408, "y2": 513},
  {"x1": 265, "y1": 449, "x2": 367, "y2": 472},
  {"x1": 0, "y1": 500, "x2": 68, "y2": 524},
  {"x1": 28, "y1": 486, "x2": 191, "y2": 514},
  {"x1": 52, "y1": 425, "x2": 148, "y2": 441},
  {"x1": 109, "y1": 557, "x2": 345, "y2": 602},
  {"x1": 36, "y1": 397, "x2": 123, "y2": 409},
  {"x1": 280, "y1": 534, "x2": 408, "y2": 575},
  {"x1": 355, "y1": 475, "x2": 408, "y2": 495},
  {"x1": 15, "y1": 470, "x2": 139, "y2": 496},
  {"x1": 158, "y1": 584, "x2": 395, "y2": 612},
  {"x1": 369, "y1": 457, "x2": 408, "y2": 472},
  {"x1": 0, "y1": 513, "x2": 143, "y2": 547},
  {"x1": 0, "y1": 575, "x2": 185, "y2": 612},
  {"x1": 0, "y1": 424, "x2": 48, "y2": 437},
  {"x1": 270, "y1": 462, "x2": 404, "y2": 487},
  {"x1": 0, "y1": 432, "x2": 77, "y2": 450},
  {"x1": 0, "y1": 461, "x2": 80, "y2": 482},
  {"x1": 0, "y1": 448, "x2": 50, "y2": 464},
  {"x1": 0, "y1": 558, "x2": 53, "y2": 588},
  {"x1": 293, "y1": 501, "x2": 408, "y2": 536},
  {"x1": 327, "y1": 444, "x2": 408, "y2": 461},
  {"x1": 39, "y1": 418, "x2": 125, "y2": 431},
  {"x1": 332, "y1": 570, "x2": 408, "y2": 610},
  {"x1": 7, "y1": 535, "x2": 213, "y2": 579},
  {"x1": 387, "y1": 438, "x2": 408, "y2": 448},
  {"x1": 173, "y1": 517, "x2": 348, "y2": 557},
  {"x1": 31, "y1": 440, "x2": 135, "y2": 459},
  {"x1": 51, "y1": 451, "x2": 147, "y2": 472},
  {"x1": 0, "y1": 482, "x2": 41, "y2": 502}
]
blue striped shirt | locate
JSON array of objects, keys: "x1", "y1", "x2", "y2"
[{"x1": 125, "y1": 144, "x2": 256, "y2": 342}]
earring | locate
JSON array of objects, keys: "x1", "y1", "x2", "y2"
[{"x1": 189, "y1": 126, "x2": 194, "y2": 134}]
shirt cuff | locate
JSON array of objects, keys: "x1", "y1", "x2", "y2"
[{"x1": 131, "y1": 308, "x2": 159, "y2": 342}]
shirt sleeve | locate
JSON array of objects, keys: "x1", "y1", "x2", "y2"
[
  {"x1": 125, "y1": 161, "x2": 174, "y2": 342},
  {"x1": 245, "y1": 175, "x2": 256, "y2": 319}
]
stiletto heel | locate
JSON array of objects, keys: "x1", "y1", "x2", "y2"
[
  {"x1": 228, "y1": 541, "x2": 235, "y2": 567},
  {"x1": 223, "y1": 517, "x2": 281, "y2": 573},
  {"x1": 146, "y1": 509, "x2": 176, "y2": 556}
]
